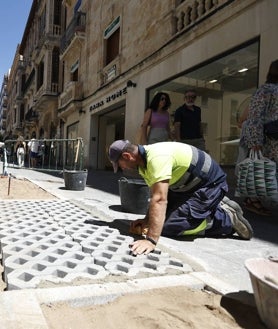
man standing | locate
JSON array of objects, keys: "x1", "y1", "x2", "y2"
[
  {"x1": 28, "y1": 136, "x2": 40, "y2": 168},
  {"x1": 174, "y1": 89, "x2": 206, "y2": 151},
  {"x1": 108, "y1": 140, "x2": 253, "y2": 255}
]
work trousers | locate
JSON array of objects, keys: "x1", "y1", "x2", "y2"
[{"x1": 162, "y1": 180, "x2": 233, "y2": 237}]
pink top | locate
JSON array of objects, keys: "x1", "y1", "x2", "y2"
[{"x1": 150, "y1": 111, "x2": 169, "y2": 129}]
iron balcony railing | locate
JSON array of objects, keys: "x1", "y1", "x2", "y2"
[{"x1": 60, "y1": 12, "x2": 86, "y2": 54}]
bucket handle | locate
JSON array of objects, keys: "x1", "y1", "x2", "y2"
[{"x1": 119, "y1": 177, "x2": 129, "y2": 182}]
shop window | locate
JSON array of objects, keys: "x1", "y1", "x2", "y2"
[{"x1": 148, "y1": 40, "x2": 259, "y2": 165}]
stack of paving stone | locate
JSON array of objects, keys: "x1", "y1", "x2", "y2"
[{"x1": 0, "y1": 200, "x2": 191, "y2": 290}]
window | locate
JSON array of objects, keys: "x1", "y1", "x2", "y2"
[
  {"x1": 20, "y1": 104, "x2": 25, "y2": 123},
  {"x1": 54, "y1": 0, "x2": 62, "y2": 25},
  {"x1": 39, "y1": 6, "x2": 46, "y2": 39},
  {"x1": 104, "y1": 17, "x2": 121, "y2": 66},
  {"x1": 71, "y1": 67, "x2": 78, "y2": 82},
  {"x1": 37, "y1": 61, "x2": 44, "y2": 90},
  {"x1": 52, "y1": 47, "x2": 60, "y2": 84},
  {"x1": 105, "y1": 28, "x2": 120, "y2": 66}
]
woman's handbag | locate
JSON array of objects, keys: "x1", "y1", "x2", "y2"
[{"x1": 235, "y1": 150, "x2": 278, "y2": 197}]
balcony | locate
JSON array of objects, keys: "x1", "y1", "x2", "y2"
[
  {"x1": 173, "y1": 0, "x2": 234, "y2": 34},
  {"x1": 60, "y1": 12, "x2": 86, "y2": 55},
  {"x1": 59, "y1": 81, "x2": 83, "y2": 109},
  {"x1": 25, "y1": 108, "x2": 39, "y2": 123},
  {"x1": 22, "y1": 69, "x2": 35, "y2": 95}
]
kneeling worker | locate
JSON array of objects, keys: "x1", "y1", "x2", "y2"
[{"x1": 108, "y1": 140, "x2": 253, "y2": 255}]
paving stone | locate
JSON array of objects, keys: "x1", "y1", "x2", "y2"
[
  {"x1": 0, "y1": 200, "x2": 194, "y2": 290},
  {"x1": 4, "y1": 253, "x2": 93, "y2": 282},
  {"x1": 2, "y1": 236, "x2": 77, "y2": 262},
  {"x1": 6, "y1": 263, "x2": 107, "y2": 290}
]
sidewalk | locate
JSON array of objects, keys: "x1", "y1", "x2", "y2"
[
  {"x1": 5, "y1": 166, "x2": 278, "y2": 290},
  {"x1": 0, "y1": 165, "x2": 277, "y2": 328}
]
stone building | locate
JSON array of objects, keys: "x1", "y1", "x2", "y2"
[
  {"x1": 6, "y1": 0, "x2": 62, "y2": 141},
  {"x1": 0, "y1": 74, "x2": 9, "y2": 137},
  {"x1": 4, "y1": 0, "x2": 278, "y2": 170},
  {"x1": 5, "y1": 46, "x2": 26, "y2": 140}
]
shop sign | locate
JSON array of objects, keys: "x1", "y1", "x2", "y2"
[
  {"x1": 107, "y1": 65, "x2": 116, "y2": 81},
  {"x1": 89, "y1": 86, "x2": 127, "y2": 112}
]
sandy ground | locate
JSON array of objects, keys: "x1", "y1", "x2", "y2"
[
  {"x1": 41, "y1": 286, "x2": 265, "y2": 329},
  {"x1": 0, "y1": 175, "x2": 56, "y2": 200},
  {"x1": 0, "y1": 177, "x2": 265, "y2": 329}
]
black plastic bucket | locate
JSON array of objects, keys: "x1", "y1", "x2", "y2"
[
  {"x1": 63, "y1": 169, "x2": 88, "y2": 191},
  {"x1": 118, "y1": 177, "x2": 150, "y2": 214}
]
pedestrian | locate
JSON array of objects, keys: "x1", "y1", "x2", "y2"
[
  {"x1": 235, "y1": 106, "x2": 271, "y2": 216},
  {"x1": 243, "y1": 59, "x2": 278, "y2": 210},
  {"x1": 174, "y1": 89, "x2": 206, "y2": 150},
  {"x1": 16, "y1": 141, "x2": 26, "y2": 167},
  {"x1": 28, "y1": 135, "x2": 40, "y2": 168},
  {"x1": 140, "y1": 92, "x2": 172, "y2": 144},
  {"x1": 14, "y1": 135, "x2": 26, "y2": 168},
  {"x1": 108, "y1": 140, "x2": 253, "y2": 255}
]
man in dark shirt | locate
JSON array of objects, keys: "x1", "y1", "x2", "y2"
[{"x1": 174, "y1": 89, "x2": 206, "y2": 150}]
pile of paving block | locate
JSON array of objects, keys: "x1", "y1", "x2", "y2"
[{"x1": 0, "y1": 200, "x2": 191, "y2": 290}]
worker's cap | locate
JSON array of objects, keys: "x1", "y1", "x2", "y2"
[{"x1": 108, "y1": 139, "x2": 130, "y2": 173}]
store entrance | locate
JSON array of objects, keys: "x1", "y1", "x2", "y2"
[{"x1": 98, "y1": 104, "x2": 125, "y2": 170}]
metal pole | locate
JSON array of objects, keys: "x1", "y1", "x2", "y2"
[
  {"x1": 3, "y1": 148, "x2": 8, "y2": 176},
  {"x1": 8, "y1": 175, "x2": 11, "y2": 196}
]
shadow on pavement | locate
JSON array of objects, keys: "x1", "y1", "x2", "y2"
[
  {"x1": 84, "y1": 218, "x2": 132, "y2": 237},
  {"x1": 220, "y1": 292, "x2": 267, "y2": 329},
  {"x1": 39, "y1": 167, "x2": 278, "y2": 245}
]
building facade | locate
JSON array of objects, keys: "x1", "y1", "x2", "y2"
[
  {"x1": 5, "y1": 0, "x2": 62, "y2": 141},
  {"x1": 3, "y1": 0, "x2": 278, "y2": 170},
  {"x1": 0, "y1": 74, "x2": 9, "y2": 138}
]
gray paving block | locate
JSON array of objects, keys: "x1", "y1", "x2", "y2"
[
  {"x1": 71, "y1": 227, "x2": 121, "y2": 243},
  {"x1": 7, "y1": 263, "x2": 108, "y2": 290},
  {"x1": 2, "y1": 236, "x2": 76, "y2": 261},
  {"x1": 0, "y1": 200, "x2": 194, "y2": 291},
  {"x1": 0, "y1": 225, "x2": 62, "y2": 244},
  {"x1": 4, "y1": 253, "x2": 93, "y2": 282}
]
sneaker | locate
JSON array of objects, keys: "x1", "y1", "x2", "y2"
[
  {"x1": 221, "y1": 203, "x2": 253, "y2": 240},
  {"x1": 221, "y1": 196, "x2": 243, "y2": 214}
]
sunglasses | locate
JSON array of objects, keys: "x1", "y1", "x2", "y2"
[{"x1": 185, "y1": 95, "x2": 196, "y2": 99}]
